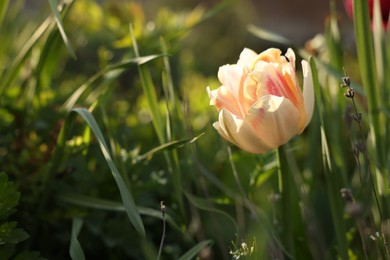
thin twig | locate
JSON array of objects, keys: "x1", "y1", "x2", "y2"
[
  {"x1": 342, "y1": 71, "x2": 388, "y2": 257},
  {"x1": 157, "y1": 201, "x2": 166, "y2": 260}
]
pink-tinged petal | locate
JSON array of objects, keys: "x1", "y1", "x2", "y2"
[
  {"x1": 250, "y1": 63, "x2": 303, "y2": 110},
  {"x1": 246, "y1": 95, "x2": 302, "y2": 149},
  {"x1": 218, "y1": 64, "x2": 244, "y2": 97},
  {"x1": 237, "y1": 48, "x2": 258, "y2": 68},
  {"x1": 215, "y1": 109, "x2": 274, "y2": 154},
  {"x1": 301, "y1": 60, "x2": 314, "y2": 128},
  {"x1": 217, "y1": 64, "x2": 246, "y2": 117},
  {"x1": 207, "y1": 86, "x2": 242, "y2": 116},
  {"x1": 241, "y1": 75, "x2": 258, "y2": 111}
]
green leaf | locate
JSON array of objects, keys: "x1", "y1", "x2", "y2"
[
  {"x1": 178, "y1": 240, "x2": 213, "y2": 260},
  {"x1": 69, "y1": 218, "x2": 85, "y2": 260},
  {"x1": 48, "y1": 0, "x2": 76, "y2": 59},
  {"x1": 0, "y1": 173, "x2": 20, "y2": 220},
  {"x1": 0, "y1": 222, "x2": 29, "y2": 244},
  {"x1": 71, "y1": 108, "x2": 145, "y2": 237},
  {"x1": 13, "y1": 251, "x2": 44, "y2": 260}
]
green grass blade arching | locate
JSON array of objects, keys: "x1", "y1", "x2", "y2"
[
  {"x1": 184, "y1": 191, "x2": 239, "y2": 236},
  {"x1": 0, "y1": 16, "x2": 53, "y2": 95},
  {"x1": 130, "y1": 26, "x2": 187, "y2": 217},
  {"x1": 309, "y1": 57, "x2": 349, "y2": 259},
  {"x1": 72, "y1": 108, "x2": 145, "y2": 237},
  {"x1": 353, "y1": 0, "x2": 386, "y2": 176},
  {"x1": 48, "y1": 0, "x2": 76, "y2": 59},
  {"x1": 0, "y1": 0, "x2": 9, "y2": 31},
  {"x1": 62, "y1": 54, "x2": 162, "y2": 111},
  {"x1": 178, "y1": 240, "x2": 213, "y2": 260},
  {"x1": 57, "y1": 192, "x2": 182, "y2": 233},
  {"x1": 134, "y1": 133, "x2": 204, "y2": 162},
  {"x1": 69, "y1": 218, "x2": 85, "y2": 260},
  {"x1": 130, "y1": 26, "x2": 166, "y2": 144}
]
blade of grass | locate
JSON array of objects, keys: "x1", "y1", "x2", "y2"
[
  {"x1": 57, "y1": 192, "x2": 182, "y2": 233},
  {"x1": 184, "y1": 191, "x2": 239, "y2": 236},
  {"x1": 72, "y1": 108, "x2": 145, "y2": 237},
  {"x1": 310, "y1": 57, "x2": 349, "y2": 259},
  {"x1": 247, "y1": 24, "x2": 293, "y2": 46},
  {"x1": 48, "y1": 0, "x2": 76, "y2": 59},
  {"x1": 353, "y1": 0, "x2": 386, "y2": 181},
  {"x1": 0, "y1": 16, "x2": 54, "y2": 95},
  {"x1": 130, "y1": 25, "x2": 165, "y2": 143},
  {"x1": 62, "y1": 55, "x2": 162, "y2": 111},
  {"x1": 134, "y1": 133, "x2": 204, "y2": 162},
  {"x1": 178, "y1": 240, "x2": 213, "y2": 260},
  {"x1": 199, "y1": 0, "x2": 235, "y2": 23},
  {"x1": 372, "y1": 0, "x2": 390, "y2": 172},
  {"x1": 69, "y1": 218, "x2": 85, "y2": 260},
  {"x1": 130, "y1": 26, "x2": 186, "y2": 218},
  {"x1": 0, "y1": 0, "x2": 9, "y2": 31}
]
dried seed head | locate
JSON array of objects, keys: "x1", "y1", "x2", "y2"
[
  {"x1": 344, "y1": 88, "x2": 355, "y2": 98},
  {"x1": 340, "y1": 188, "x2": 354, "y2": 203},
  {"x1": 342, "y1": 76, "x2": 351, "y2": 88},
  {"x1": 160, "y1": 201, "x2": 166, "y2": 215}
]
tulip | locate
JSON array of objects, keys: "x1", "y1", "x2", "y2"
[
  {"x1": 344, "y1": 0, "x2": 390, "y2": 28},
  {"x1": 207, "y1": 48, "x2": 314, "y2": 154}
]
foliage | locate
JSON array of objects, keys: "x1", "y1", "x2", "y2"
[
  {"x1": 0, "y1": 173, "x2": 42, "y2": 259},
  {"x1": 1, "y1": 0, "x2": 390, "y2": 259}
]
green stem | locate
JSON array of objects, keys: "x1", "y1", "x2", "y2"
[{"x1": 277, "y1": 146, "x2": 295, "y2": 259}]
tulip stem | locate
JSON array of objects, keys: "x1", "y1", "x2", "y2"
[{"x1": 276, "y1": 145, "x2": 295, "y2": 259}]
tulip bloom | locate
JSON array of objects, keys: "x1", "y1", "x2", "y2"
[{"x1": 207, "y1": 48, "x2": 314, "y2": 154}]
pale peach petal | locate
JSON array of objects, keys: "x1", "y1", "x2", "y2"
[
  {"x1": 216, "y1": 109, "x2": 274, "y2": 154},
  {"x1": 301, "y1": 60, "x2": 314, "y2": 128},
  {"x1": 213, "y1": 121, "x2": 237, "y2": 146},
  {"x1": 241, "y1": 75, "x2": 258, "y2": 111},
  {"x1": 217, "y1": 64, "x2": 246, "y2": 117},
  {"x1": 237, "y1": 48, "x2": 258, "y2": 68},
  {"x1": 217, "y1": 64, "x2": 244, "y2": 97},
  {"x1": 284, "y1": 48, "x2": 296, "y2": 69},
  {"x1": 246, "y1": 95, "x2": 302, "y2": 148},
  {"x1": 257, "y1": 48, "x2": 282, "y2": 63},
  {"x1": 207, "y1": 86, "x2": 242, "y2": 116}
]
